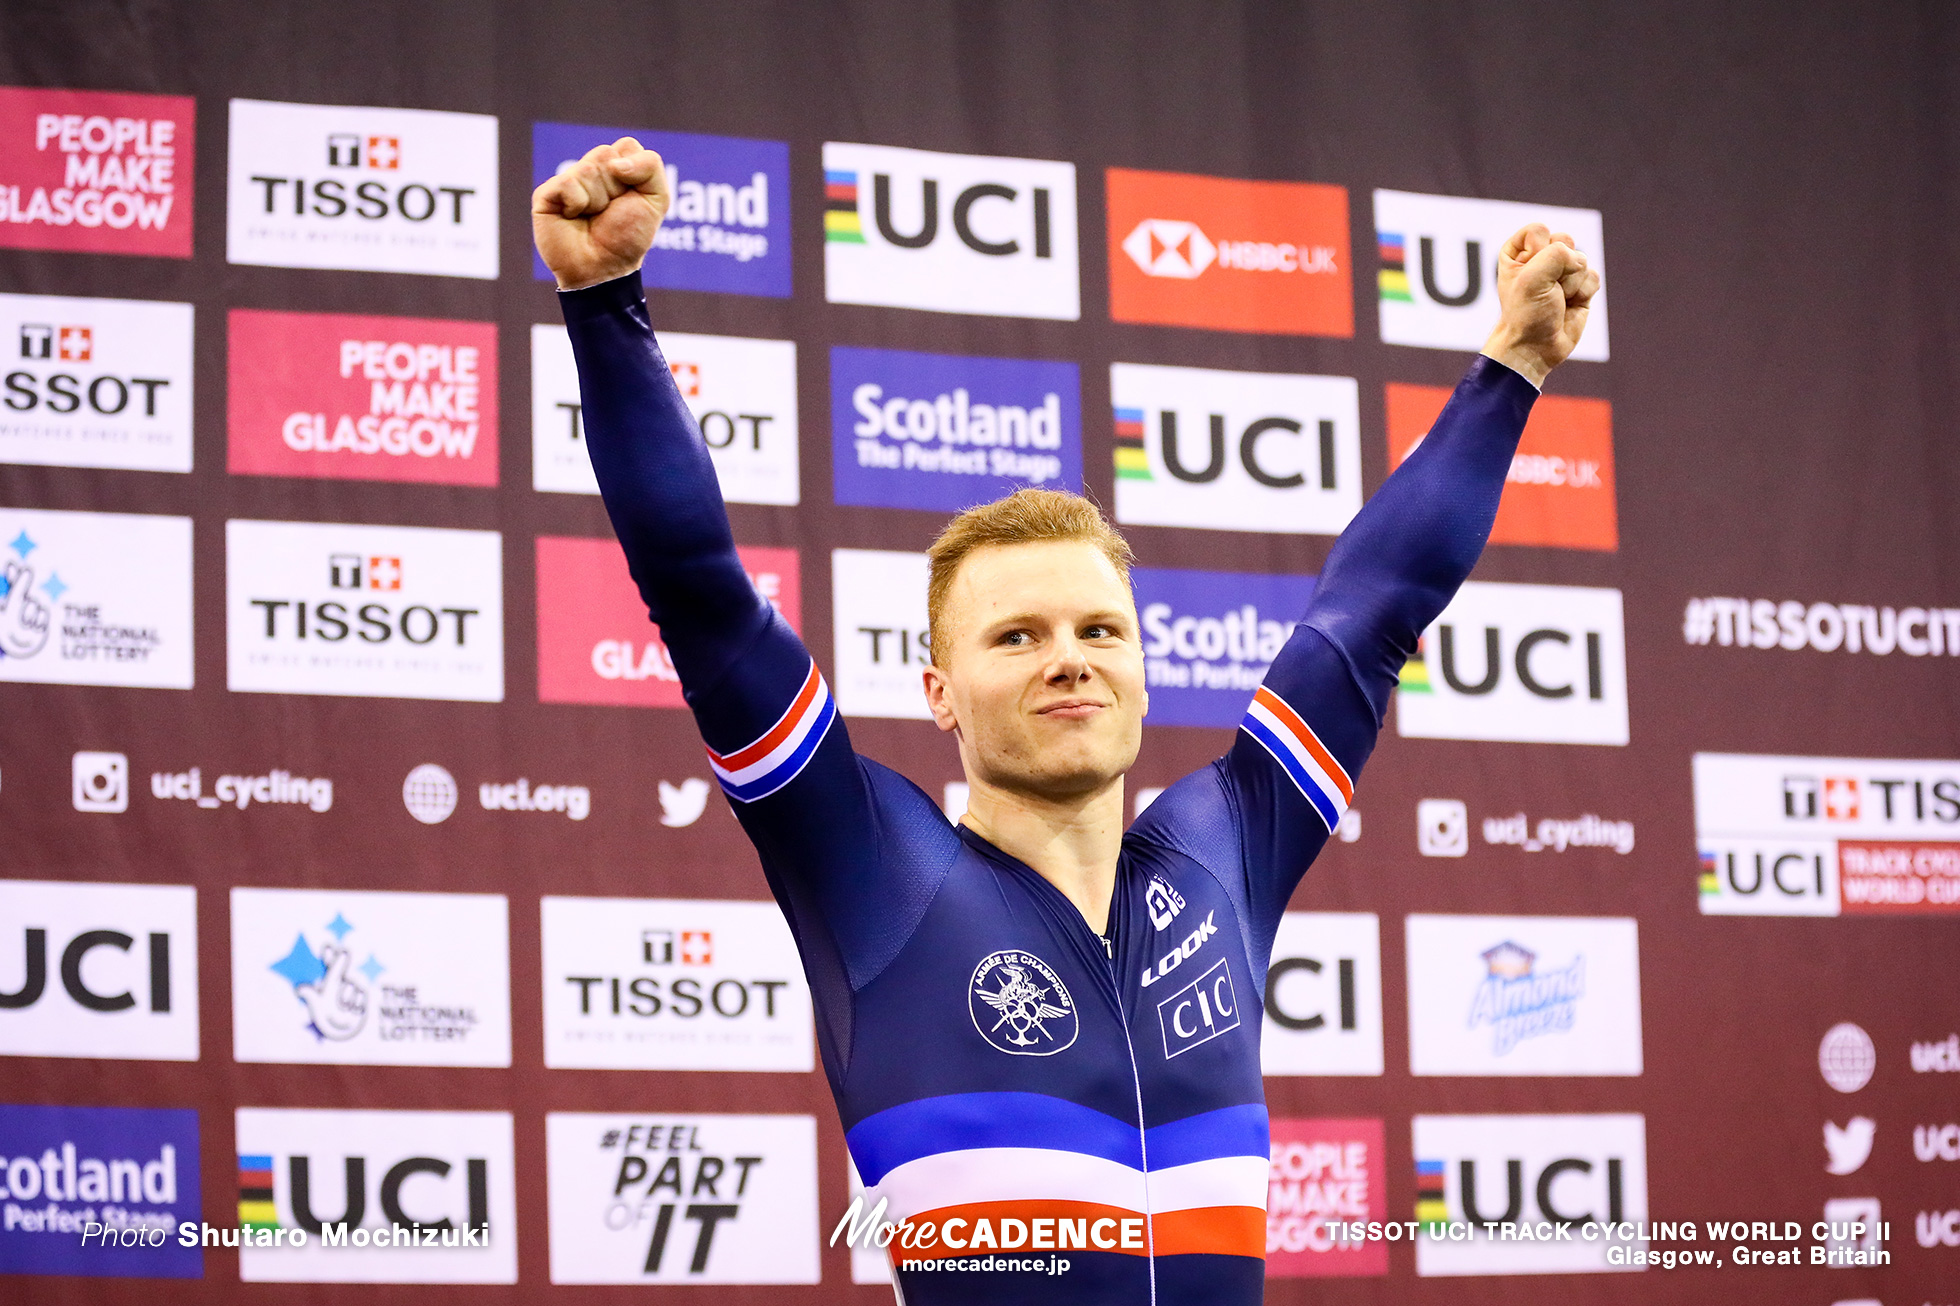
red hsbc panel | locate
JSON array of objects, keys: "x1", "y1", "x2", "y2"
[
  {"x1": 0, "y1": 86, "x2": 195, "y2": 258},
  {"x1": 227, "y1": 308, "x2": 498, "y2": 486},
  {"x1": 536, "y1": 535, "x2": 801, "y2": 709}
]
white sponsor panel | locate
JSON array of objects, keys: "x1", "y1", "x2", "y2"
[
  {"x1": 540, "y1": 896, "x2": 812, "y2": 1072},
  {"x1": 227, "y1": 99, "x2": 497, "y2": 278},
  {"x1": 1695, "y1": 752, "x2": 1960, "y2": 916},
  {"x1": 830, "y1": 547, "x2": 930, "y2": 720},
  {"x1": 545, "y1": 1112, "x2": 819, "y2": 1284},
  {"x1": 0, "y1": 292, "x2": 193, "y2": 471},
  {"x1": 1412, "y1": 1114, "x2": 1647, "y2": 1276},
  {"x1": 1405, "y1": 915, "x2": 1642, "y2": 1076},
  {"x1": 1374, "y1": 189, "x2": 1609, "y2": 359},
  {"x1": 234, "y1": 1107, "x2": 516, "y2": 1283},
  {"x1": 1110, "y1": 363, "x2": 1360, "y2": 535},
  {"x1": 530, "y1": 324, "x2": 799, "y2": 503},
  {"x1": 823, "y1": 142, "x2": 1079, "y2": 320},
  {"x1": 1260, "y1": 912, "x2": 1383, "y2": 1076},
  {"x1": 226, "y1": 519, "x2": 503, "y2": 702},
  {"x1": 1396, "y1": 581, "x2": 1628, "y2": 746},
  {"x1": 0, "y1": 507, "x2": 193, "y2": 688},
  {"x1": 231, "y1": 887, "x2": 510, "y2": 1068},
  {"x1": 0, "y1": 879, "x2": 197, "y2": 1061}
]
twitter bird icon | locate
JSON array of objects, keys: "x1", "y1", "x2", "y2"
[
  {"x1": 659, "y1": 777, "x2": 711, "y2": 828},
  {"x1": 1824, "y1": 1117, "x2": 1875, "y2": 1175}
]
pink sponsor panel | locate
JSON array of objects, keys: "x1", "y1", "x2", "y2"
[
  {"x1": 0, "y1": 86, "x2": 194, "y2": 257},
  {"x1": 227, "y1": 308, "x2": 498, "y2": 486},
  {"x1": 1265, "y1": 1116, "x2": 1388, "y2": 1277},
  {"x1": 537, "y1": 535, "x2": 800, "y2": 708}
]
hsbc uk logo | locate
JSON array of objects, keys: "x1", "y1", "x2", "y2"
[{"x1": 1123, "y1": 220, "x2": 1215, "y2": 278}]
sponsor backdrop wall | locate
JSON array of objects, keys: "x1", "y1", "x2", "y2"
[{"x1": 1, "y1": 1, "x2": 1956, "y2": 1302}]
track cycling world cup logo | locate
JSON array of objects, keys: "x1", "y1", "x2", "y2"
[{"x1": 969, "y1": 950, "x2": 1078, "y2": 1055}]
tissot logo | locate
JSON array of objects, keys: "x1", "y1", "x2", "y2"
[
  {"x1": 1265, "y1": 1117, "x2": 1387, "y2": 1277},
  {"x1": 0, "y1": 879, "x2": 198, "y2": 1061},
  {"x1": 231, "y1": 887, "x2": 511, "y2": 1068},
  {"x1": 532, "y1": 325, "x2": 798, "y2": 502},
  {"x1": 1374, "y1": 189, "x2": 1609, "y2": 359},
  {"x1": 1411, "y1": 1114, "x2": 1648, "y2": 1277},
  {"x1": 832, "y1": 345, "x2": 1081, "y2": 510},
  {"x1": 1111, "y1": 363, "x2": 1360, "y2": 535},
  {"x1": 227, "y1": 99, "x2": 497, "y2": 279},
  {"x1": 541, "y1": 896, "x2": 811, "y2": 1072},
  {"x1": 233, "y1": 1107, "x2": 516, "y2": 1284},
  {"x1": 1106, "y1": 168, "x2": 1352, "y2": 336},
  {"x1": 0, "y1": 86, "x2": 194, "y2": 258},
  {"x1": 228, "y1": 309, "x2": 496, "y2": 486},
  {"x1": 1386, "y1": 384, "x2": 1617, "y2": 551},
  {"x1": 545, "y1": 1113, "x2": 819, "y2": 1283},
  {"x1": 1695, "y1": 753, "x2": 1960, "y2": 916},
  {"x1": 822, "y1": 142, "x2": 1079, "y2": 319},
  {"x1": 1405, "y1": 915, "x2": 1642, "y2": 1076},
  {"x1": 0, "y1": 507, "x2": 193, "y2": 689},
  {"x1": 536, "y1": 536, "x2": 798, "y2": 709},
  {"x1": 1, "y1": 292, "x2": 192, "y2": 472},
  {"x1": 0, "y1": 1103, "x2": 201, "y2": 1278},
  {"x1": 830, "y1": 548, "x2": 930, "y2": 720},
  {"x1": 1683, "y1": 594, "x2": 1960, "y2": 657},
  {"x1": 1396, "y1": 581, "x2": 1628, "y2": 745},
  {"x1": 1261, "y1": 912, "x2": 1385, "y2": 1077},
  {"x1": 226, "y1": 519, "x2": 503, "y2": 702},
  {"x1": 1133, "y1": 565, "x2": 1316, "y2": 727},
  {"x1": 534, "y1": 123, "x2": 789, "y2": 296}
]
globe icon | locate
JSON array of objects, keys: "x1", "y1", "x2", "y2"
[
  {"x1": 402, "y1": 763, "x2": 458, "y2": 825},
  {"x1": 1818, "y1": 1022, "x2": 1876, "y2": 1093}
]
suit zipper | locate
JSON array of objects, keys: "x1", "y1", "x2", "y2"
[{"x1": 1105, "y1": 934, "x2": 1156, "y2": 1305}]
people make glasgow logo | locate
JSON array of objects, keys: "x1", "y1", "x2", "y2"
[
  {"x1": 823, "y1": 142, "x2": 1080, "y2": 320},
  {"x1": 0, "y1": 86, "x2": 194, "y2": 258},
  {"x1": 532, "y1": 123, "x2": 789, "y2": 298},
  {"x1": 228, "y1": 309, "x2": 497, "y2": 487},
  {"x1": 1106, "y1": 167, "x2": 1352, "y2": 337},
  {"x1": 830, "y1": 346, "x2": 1082, "y2": 512}
]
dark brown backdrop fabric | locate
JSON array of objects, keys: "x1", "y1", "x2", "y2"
[{"x1": 2, "y1": 1, "x2": 1957, "y2": 1302}]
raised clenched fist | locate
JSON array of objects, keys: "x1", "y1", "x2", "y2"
[
  {"x1": 531, "y1": 136, "x2": 673, "y2": 291},
  {"x1": 1480, "y1": 223, "x2": 1603, "y2": 387}
]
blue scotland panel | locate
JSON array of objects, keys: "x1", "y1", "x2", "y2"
[
  {"x1": 1133, "y1": 566, "x2": 1317, "y2": 728},
  {"x1": 0, "y1": 1103, "x2": 201, "y2": 1278}
]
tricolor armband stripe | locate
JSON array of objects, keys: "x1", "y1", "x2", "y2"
[
  {"x1": 705, "y1": 661, "x2": 836, "y2": 803},
  {"x1": 1239, "y1": 685, "x2": 1352, "y2": 833}
]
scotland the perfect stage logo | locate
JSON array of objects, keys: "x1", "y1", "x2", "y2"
[{"x1": 969, "y1": 950, "x2": 1078, "y2": 1056}]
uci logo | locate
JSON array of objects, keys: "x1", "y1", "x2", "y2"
[{"x1": 969, "y1": 950, "x2": 1077, "y2": 1056}]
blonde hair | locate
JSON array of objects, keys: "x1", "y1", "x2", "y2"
[{"x1": 925, "y1": 488, "x2": 1134, "y2": 665}]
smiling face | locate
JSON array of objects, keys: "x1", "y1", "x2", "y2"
[{"x1": 922, "y1": 539, "x2": 1147, "y2": 800}]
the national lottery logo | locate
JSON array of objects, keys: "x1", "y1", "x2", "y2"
[
  {"x1": 226, "y1": 519, "x2": 503, "y2": 703},
  {"x1": 969, "y1": 950, "x2": 1078, "y2": 1056},
  {"x1": 822, "y1": 142, "x2": 1080, "y2": 320},
  {"x1": 0, "y1": 508, "x2": 193, "y2": 689},
  {"x1": 226, "y1": 99, "x2": 497, "y2": 279},
  {"x1": 1106, "y1": 168, "x2": 1353, "y2": 336},
  {"x1": 0, "y1": 86, "x2": 195, "y2": 258},
  {"x1": 831, "y1": 345, "x2": 1082, "y2": 512},
  {"x1": 533, "y1": 123, "x2": 790, "y2": 297},
  {"x1": 228, "y1": 309, "x2": 497, "y2": 487},
  {"x1": 231, "y1": 887, "x2": 511, "y2": 1069},
  {"x1": 545, "y1": 1113, "x2": 820, "y2": 1284}
]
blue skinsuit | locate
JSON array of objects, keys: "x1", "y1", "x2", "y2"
[{"x1": 561, "y1": 272, "x2": 1536, "y2": 1303}]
